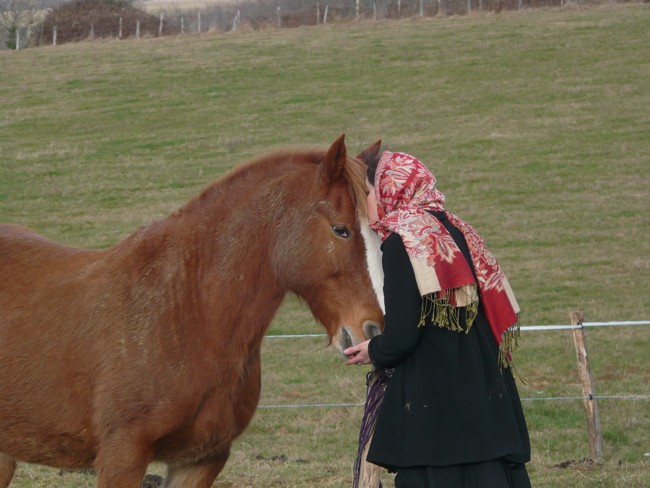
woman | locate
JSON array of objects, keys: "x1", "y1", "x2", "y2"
[{"x1": 345, "y1": 148, "x2": 531, "y2": 488}]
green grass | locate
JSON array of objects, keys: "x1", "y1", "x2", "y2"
[{"x1": 1, "y1": 4, "x2": 649, "y2": 487}]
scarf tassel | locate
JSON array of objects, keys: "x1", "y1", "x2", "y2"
[
  {"x1": 498, "y1": 321, "x2": 527, "y2": 383},
  {"x1": 419, "y1": 290, "x2": 479, "y2": 333}
]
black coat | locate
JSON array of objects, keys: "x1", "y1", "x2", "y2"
[{"x1": 366, "y1": 213, "x2": 530, "y2": 471}]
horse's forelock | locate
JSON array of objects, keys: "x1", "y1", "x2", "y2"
[{"x1": 342, "y1": 155, "x2": 368, "y2": 219}]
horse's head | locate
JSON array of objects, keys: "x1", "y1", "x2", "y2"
[{"x1": 271, "y1": 135, "x2": 384, "y2": 354}]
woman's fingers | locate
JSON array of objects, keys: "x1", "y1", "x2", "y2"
[{"x1": 344, "y1": 341, "x2": 370, "y2": 365}]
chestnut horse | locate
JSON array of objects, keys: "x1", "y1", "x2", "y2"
[{"x1": 0, "y1": 135, "x2": 383, "y2": 488}]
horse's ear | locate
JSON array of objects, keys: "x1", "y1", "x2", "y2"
[
  {"x1": 355, "y1": 139, "x2": 382, "y2": 167},
  {"x1": 319, "y1": 134, "x2": 347, "y2": 185}
]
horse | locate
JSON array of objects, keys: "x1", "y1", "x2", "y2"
[{"x1": 0, "y1": 135, "x2": 384, "y2": 488}]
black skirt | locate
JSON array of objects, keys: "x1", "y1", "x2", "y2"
[{"x1": 394, "y1": 459, "x2": 531, "y2": 488}]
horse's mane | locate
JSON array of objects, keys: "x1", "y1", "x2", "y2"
[{"x1": 178, "y1": 146, "x2": 369, "y2": 218}]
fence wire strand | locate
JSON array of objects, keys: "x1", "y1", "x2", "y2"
[
  {"x1": 265, "y1": 321, "x2": 650, "y2": 339},
  {"x1": 260, "y1": 320, "x2": 649, "y2": 410},
  {"x1": 258, "y1": 394, "x2": 650, "y2": 410}
]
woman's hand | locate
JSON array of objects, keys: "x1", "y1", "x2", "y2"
[{"x1": 344, "y1": 340, "x2": 371, "y2": 366}]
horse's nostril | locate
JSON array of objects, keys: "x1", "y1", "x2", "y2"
[
  {"x1": 363, "y1": 322, "x2": 382, "y2": 339},
  {"x1": 340, "y1": 327, "x2": 353, "y2": 351}
]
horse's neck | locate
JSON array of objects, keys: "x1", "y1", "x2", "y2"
[{"x1": 120, "y1": 188, "x2": 286, "y2": 351}]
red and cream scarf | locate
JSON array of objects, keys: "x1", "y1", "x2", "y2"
[{"x1": 371, "y1": 151, "x2": 520, "y2": 366}]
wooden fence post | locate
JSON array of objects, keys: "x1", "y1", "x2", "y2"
[
  {"x1": 359, "y1": 440, "x2": 382, "y2": 488},
  {"x1": 53, "y1": 25, "x2": 57, "y2": 46},
  {"x1": 570, "y1": 311, "x2": 604, "y2": 463}
]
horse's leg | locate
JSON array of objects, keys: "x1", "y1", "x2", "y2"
[
  {"x1": 0, "y1": 453, "x2": 16, "y2": 488},
  {"x1": 163, "y1": 450, "x2": 230, "y2": 488},
  {"x1": 94, "y1": 437, "x2": 153, "y2": 488}
]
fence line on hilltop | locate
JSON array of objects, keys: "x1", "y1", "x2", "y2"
[{"x1": 2, "y1": 0, "x2": 639, "y2": 50}]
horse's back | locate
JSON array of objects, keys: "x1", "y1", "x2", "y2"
[
  {"x1": 0, "y1": 223, "x2": 102, "y2": 314},
  {"x1": 0, "y1": 223, "x2": 59, "y2": 241},
  {"x1": 1, "y1": 224, "x2": 78, "y2": 263},
  {"x1": 0, "y1": 223, "x2": 109, "y2": 332},
  {"x1": 0, "y1": 223, "x2": 101, "y2": 272}
]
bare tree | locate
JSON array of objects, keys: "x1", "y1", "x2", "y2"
[{"x1": 0, "y1": 0, "x2": 59, "y2": 48}]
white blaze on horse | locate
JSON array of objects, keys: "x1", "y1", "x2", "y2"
[{"x1": 0, "y1": 135, "x2": 383, "y2": 488}]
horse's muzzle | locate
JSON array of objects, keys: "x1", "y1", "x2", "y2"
[
  {"x1": 338, "y1": 320, "x2": 382, "y2": 353},
  {"x1": 339, "y1": 326, "x2": 354, "y2": 352},
  {"x1": 363, "y1": 320, "x2": 382, "y2": 340}
]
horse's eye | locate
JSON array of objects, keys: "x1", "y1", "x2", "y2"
[{"x1": 332, "y1": 225, "x2": 351, "y2": 240}]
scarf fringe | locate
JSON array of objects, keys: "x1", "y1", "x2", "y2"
[
  {"x1": 498, "y1": 324, "x2": 519, "y2": 368},
  {"x1": 498, "y1": 319, "x2": 527, "y2": 383},
  {"x1": 419, "y1": 289, "x2": 479, "y2": 333}
]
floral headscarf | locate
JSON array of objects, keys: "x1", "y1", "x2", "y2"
[{"x1": 371, "y1": 151, "x2": 520, "y2": 366}]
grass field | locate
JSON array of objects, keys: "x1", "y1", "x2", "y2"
[{"x1": 1, "y1": 4, "x2": 649, "y2": 487}]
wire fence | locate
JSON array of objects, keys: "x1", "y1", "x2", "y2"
[
  {"x1": 2, "y1": 0, "x2": 641, "y2": 50},
  {"x1": 258, "y1": 394, "x2": 650, "y2": 409},
  {"x1": 259, "y1": 320, "x2": 650, "y2": 409}
]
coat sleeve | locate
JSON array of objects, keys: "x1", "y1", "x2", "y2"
[{"x1": 368, "y1": 234, "x2": 423, "y2": 368}]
